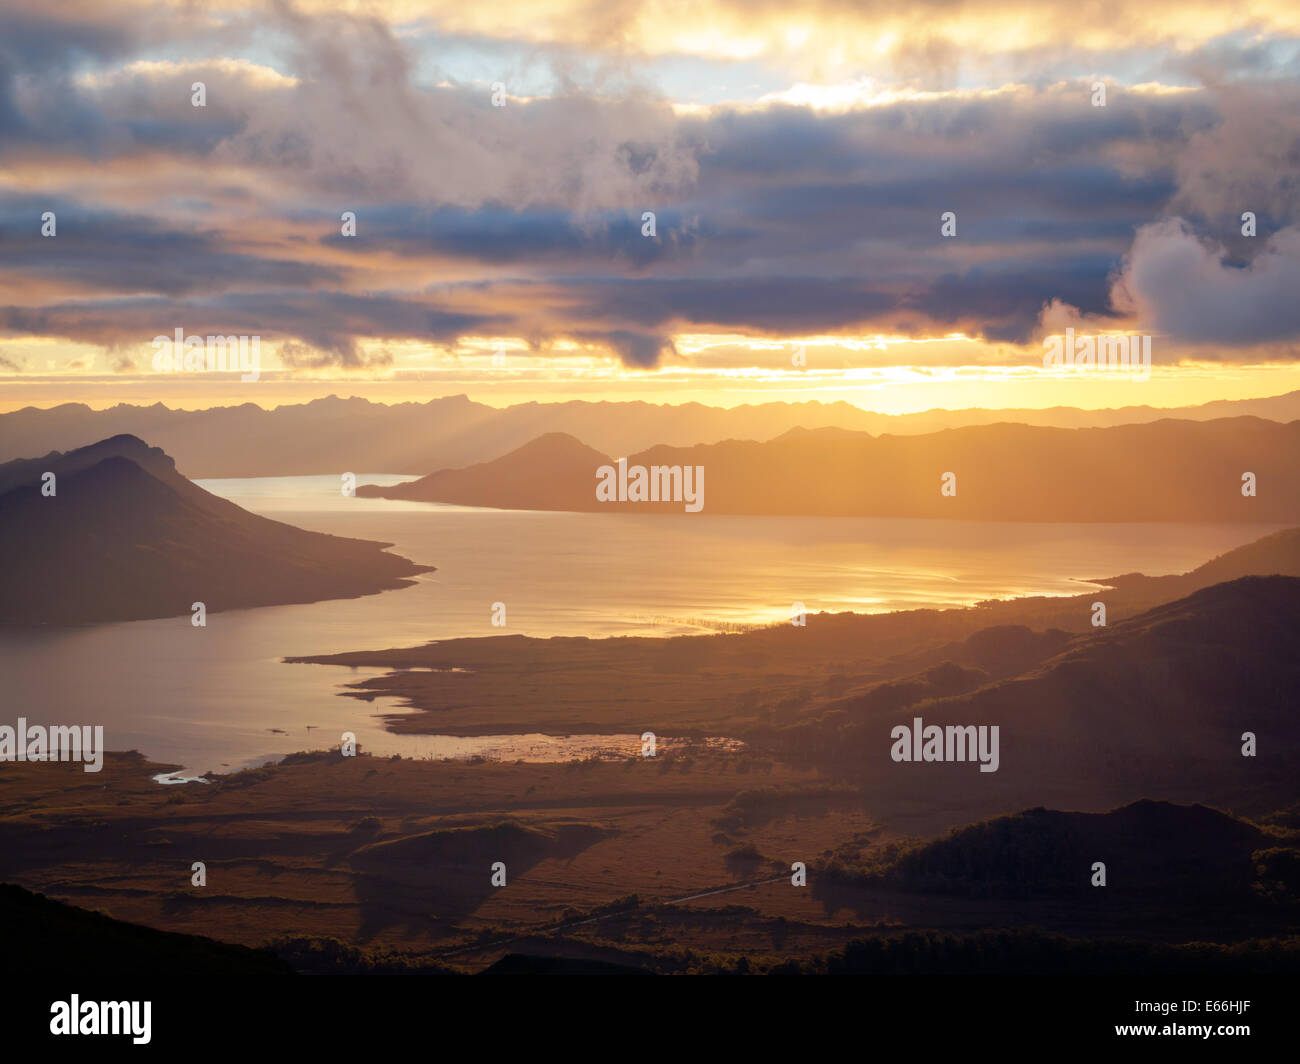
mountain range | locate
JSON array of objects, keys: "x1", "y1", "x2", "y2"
[
  {"x1": 4, "y1": 389, "x2": 1300, "y2": 477},
  {"x1": 361, "y1": 417, "x2": 1300, "y2": 522}
]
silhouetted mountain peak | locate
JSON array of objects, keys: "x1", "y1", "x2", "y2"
[
  {"x1": 0, "y1": 433, "x2": 177, "y2": 498},
  {"x1": 0, "y1": 435, "x2": 432, "y2": 624}
]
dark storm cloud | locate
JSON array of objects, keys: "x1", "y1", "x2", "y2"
[
  {"x1": 0, "y1": 6, "x2": 136, "y2": 70},
  {"x1": 0, "y1": 4, "x2": 141, "y2": 145},
  {"x1": 0, "y1": 289, "x2": 504, "y2": 367},
  {"x1": 0, "y1": 197, "x2": 345, "y2": 295},
  {"x1": 1, "y1": 2, "x2": 1297, "y2": 366},
  {"x1": 318, "y1": 205, "x2": 705, "y2": 268},
  {"x1": 576, "y1": 329, "x2": 676, "y2": 367}
]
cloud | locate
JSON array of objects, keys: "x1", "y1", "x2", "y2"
[
  {"x1": 1171, "y1": 81, "x2": 1300, "y2": 224},
  {"x1": 264, "y1": 1, "x2": 1300, "y2": 88},
  {"x1": 1109, "y1": 219, "x2": 1300, "y2": 348},
  {"x1": 0, "y1": 3, "x2": 1297, "y2": 372},
  {"x1": 577, "y1": 329, "x2": 676, "y2": 367}
]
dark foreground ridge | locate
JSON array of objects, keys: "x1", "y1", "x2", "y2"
[{"x1": 0, "y1": 883, "x2": 293, "y2": 976}]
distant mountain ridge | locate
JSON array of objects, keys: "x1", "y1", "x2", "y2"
[
  {"x1": 0, "y1": 435, "x2": 432, "y2": 624},
  {"x1": 3, "y1": 389, "x2": 1300, "y2": 477},
  {"x1": 361, "y1": 417, "x2": 1300, "y2": 522}
]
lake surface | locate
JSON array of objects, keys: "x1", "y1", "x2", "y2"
[{"x1": 0, "y1": 473, "x2": 1283, "y2": 775}]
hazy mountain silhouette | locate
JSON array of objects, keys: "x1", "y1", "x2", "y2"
[
  {"x1": 363, "y1": 417, "x2": 1300, "y2": 521},
  {"x1": 0, "y1": 435, "x2": 432, "y2": 624},
  {"x1": 0, "y1": 395, "x2": 878, "y2": 476},
  {"x1": 5, "y1": 390, "x2": 1300, "y2": 477},
  {"x1": 356, "y1": 432, "x2": 611, "y2": 509}
]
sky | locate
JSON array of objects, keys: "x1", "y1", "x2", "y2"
[{"x1": 1, "y1": 0, "x2": 1299, "y2": 412}]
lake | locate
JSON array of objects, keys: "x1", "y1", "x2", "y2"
[{"x1": 0, "y1": 474, "x2": 1283, "y2": 775}]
